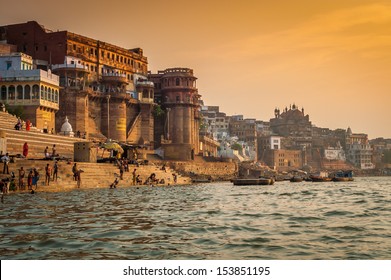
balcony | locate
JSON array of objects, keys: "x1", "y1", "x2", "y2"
[
  {"x1": 101, "y1": 73, "x2": 129, "y2": 84},
  {"x1": 51, "y1": 63, "x2": 89, "y2": 73}
]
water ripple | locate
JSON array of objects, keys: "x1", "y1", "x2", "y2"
[{"x1": 1, "y1": 177, "x2": 390, "y2": 259}]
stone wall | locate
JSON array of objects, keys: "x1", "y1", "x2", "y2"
[{"x1": 169, "y1": 161, "x2": 238, "y2": 181}]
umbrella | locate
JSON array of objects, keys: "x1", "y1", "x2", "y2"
[{"x1": 101, "y1": 142, "x2": 124, "y2": 154}]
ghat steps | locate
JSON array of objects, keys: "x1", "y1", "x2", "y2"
[
  {"x1": 1, "y1": 159, "x2": 189, "y2": 192},
  {"x1": 0, "y1": 111, "x2": 86, "y2": 159}
]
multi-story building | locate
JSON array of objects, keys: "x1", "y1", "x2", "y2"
[
  {"x1": 229, "y1": 115, "x2": 257, "y2": 161},
  {"x1": 1, "y1": 21, "x2": 154, "y2": 145},
  {"x1": 0, "y1": 51, "x2": 59, "y2": 131},
  {"x1": 345, "y1": 127, "x2": 374, "y2": 169},
  {"x1": 263, "y1": 149, "x2": 303, "y2": 171},
  {"x1": 270, "y1": 104, "x2": 312, "y2": 138},
  {"x1": 200, "y1": 105, "x2": 229, "y2": 140},
  {"x1": 149, "y1": 68, "x2": 201, "y2": 160}
]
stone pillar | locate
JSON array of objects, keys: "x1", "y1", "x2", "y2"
[
  {"x1": 109, "y1": 98, "x2": 127, "y2": 142},
  {"x1": 183, "y1": 106, "x2": 191, "y2": 143},
  {"x1": 174, "y1": 107, "x2": 184, "y2": 144}
]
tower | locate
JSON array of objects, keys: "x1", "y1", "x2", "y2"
[{"x1": 149, "y1": 68, "x2": 201, "y2": 160}]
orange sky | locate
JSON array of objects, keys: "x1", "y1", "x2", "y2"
[{"x1": 1, "y1": 0, "x2": 390, "y2": 138}]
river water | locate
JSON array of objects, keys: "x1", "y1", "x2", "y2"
[{"x1": 1, "y1": 177, "x2": 390, "y2": 260}]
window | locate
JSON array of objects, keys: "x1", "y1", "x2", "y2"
[
  {"x1": 0, "y1": 86, "x2": 6, "y2": 100},
  {"x1": 25, "y1": 85, "x2": 31, "y2": 99},
  {"x1": 8, "y1": 86, "x2": 15, "y2": 100},
  {"x1": 6, "y1": 61, "x2": 12, "y2": 70},
  {"x1": 176, "y1": 78, "x2": 180, "y2": 86},
  {"x1": 17, "y1": 85, "x2": 23, "y2": 99}
]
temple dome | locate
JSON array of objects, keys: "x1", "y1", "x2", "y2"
[
  {"x1": 60, "y1": 116, "x2": 74, "y2": 137},
  {"x1": 61, "y1": 116, "x2": 73, "y2": 132}
]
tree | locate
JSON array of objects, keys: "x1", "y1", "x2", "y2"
[
  {"x1": 153, "y1": 105, "x2": 165, "y2": 118},
  {"x1": 231, "y1": 143, "x2": 242, "y2": 151}
]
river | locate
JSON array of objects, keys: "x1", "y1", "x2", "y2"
[{"x1": 0, "y1": 176, "x2": 390, "y2": 259}]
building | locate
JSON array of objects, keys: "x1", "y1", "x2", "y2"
[
  {"x1": 149, "y1": 68, "x2": 201, "y2": 160},
  {"x1": 1, "y1": 21, "x2": 154, "y2": 145},
  {"x1": 0, "y1": 52, "x2": 59, "y2": 131},
  {"x1": 270, "y1": 104, "x2": 312, "y2": 138},
  {"x1": 263, "y1": 149, "x2": 303, "y2": 171},
  {"x1": 229, "y1": 115, "x2": 257, "y2": 161},
  {"x1": 200, "y1": 105, "x2": 229, "y2": 140},
  {"x1": 345, "y1": 127, "x2": 374, "y2": 169}
]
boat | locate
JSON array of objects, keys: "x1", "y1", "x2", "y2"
[
  {"x1": 232, "y1": 178, "x2": 274, "y2": 186},
  {"x1": 309, "y1": 171, "x2": 332, "y2": 182},
  {"x1": 332, "y1": 170, "x2": 354, "y2": 182},
  {"x1": 290, "y1": 176, "x2": 303, "y2": 182}
]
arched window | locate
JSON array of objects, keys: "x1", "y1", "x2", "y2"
[
  {"x1": 142, "y1": 89, "x2": 149, "y2": 99},
  {"x1": 40, "y1": 85, "x2": 44, "y2": 99},
  {"x1": 17, "y1": 85, "x2": 23, "y2": 99},
  {"x1": 51, "y1": 88, "x2": 55, "y2": 101},
  {"x1": 176, "y1": 78, "x2": 180, "y2": 86},
  {"x1": 1, "y1": 86, "x2": 6, "y2": 100},
  {"x1": 8, "y1": 86, "x2": 15, "y2": 100},
  {"x1": 25, "y1": 85, "x2": 31, "y2": 99},
  {"x1": 55, "y1": 90, "x2": 59, "y2": 102},
  {"x1": 44, "y1": 86, "x2": 48, "y2": 100},
  {"x1": 32, "y1": 85, "x2": 39, "y2": 99}
]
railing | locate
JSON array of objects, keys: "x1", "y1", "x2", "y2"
[{"x1": 126, "y1": 112, "x2": 141, "y2": 139}]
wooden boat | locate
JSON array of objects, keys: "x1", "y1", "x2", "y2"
[
  {"x1": 290, "y1": 176, "x2": 303, "y2": 182},
  {"x1": 332, "y1": 170, "x2": 354, "y2": 182},
  {"x1": 310, "y1": 176, "x2": 332, "y2": 182},
  {"x1": 232, "y1": 178, "x2": 274, "y2": 186}
]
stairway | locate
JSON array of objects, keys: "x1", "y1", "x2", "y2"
[
  {"x1": 0, "y1": 111, "x2": 87, "y2": 160},
  {"x1": 1, "y1": 159, "x2": 190, "y2": 192}
]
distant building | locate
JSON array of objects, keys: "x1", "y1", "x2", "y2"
[
  {"x1": 270, "y1": 104, "x2": 312, "y2": 138},
  {"x1": 229, "y1": 116, "x2": 257, "y2": 161},
  {"x1": 0, "y1": 52, "x2": 59, "y2": 131},
  {"x1": 263, "y1": 149, "x2": 303, "y2": 171},
  {"x1": 345, "y1": 127, "x2": 374, "y2": 169}
]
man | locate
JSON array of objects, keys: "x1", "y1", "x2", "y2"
[
  {"x1": 45, "y1": 163, "x2": 52, "y2": 186},
  {"x1": 52, "y1": 161, "x2": 58, "y2": 181},
  {"x1": 18, "y1": 166, "x2": 25, "y2": 190},
  {"x1": 1, "y1": 153, "x2": 10, "y2": 174},
  {"x1": 72, "y1": 163, "x2": 77, "y2": 181},
  {"x1": 132, "y1": 169, "x2": 137, "y2": 185}
]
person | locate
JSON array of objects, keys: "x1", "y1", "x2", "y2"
[
  {"x1": 27, "y1": 170, "x2": 33, "y2": 190},
  {"x1": 25, "y1": 119, "x2": 31, "y2": 131},
  {"x1": 76, "y1": 130, "x2": 81, "y2": 138},
  {"x1": 132, "y1": 169, "x2": 137, "y2": 185},
  {"x1": 161, "y1": 163, "x2": 167, "y2": 172},
  {"x1": 1, "y1": 153, "x2": 10, "y2": 174},
  {"x1": 23, "y1": 142, "x2": 28, "y2": 158},
  {"x1": 52, "y1": 161, "x2": 58, "y2": 182},
  {"x1": 44, "y1": 146, "x2": 50, "y2": 159},
  {"x1": 52, "y1": 144, "x2": 57, "y2": 157},
  {"x1": 32, "y1": 168, "x2": 39, "y2": 189},
  {"x1": 75, "y1": 169, "x2": 82, "y2": 188},
  {"x1": 18, "y1": 166, "x2": 25, "y2": 190},
  {"x1": 15, "y1": 117, "x2": 22, "y2": 130},
  {"x1": 136, "y1": 174, "x2": 142, "y2": 184},
  {"x1": 72, "y1": 163, "x2": 77, "y2": 181},
  {"x1": 119, "y1": 163, "x2": 124, "y2": 180},
  {"x1": 45, "y1": 163, "x2": 51, "y2": 185},
  {"x1": 172, "y1": 173, "x2": 177, "y2": 183},
  {"x1": 110, "y1": 177, "x2": 119, "y2": 189}
]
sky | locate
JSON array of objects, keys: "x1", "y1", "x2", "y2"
[{"x1": 1, "y1": 0, "x2": 390, "y2": 139}]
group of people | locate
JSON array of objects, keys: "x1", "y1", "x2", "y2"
[
  {"x1": 1, "y1": 167, "x2": 40, "y2": 193},
  {"x1": 44, "y1": 145, "x2": 59, "y2": 159},
  {"x1": 14, "y1": 118, "x2": 31, "y2": 131}
]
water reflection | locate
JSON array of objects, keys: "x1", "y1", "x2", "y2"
[{"x1": 1, "y1": 177, "x2": 390, "y2": 259}]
